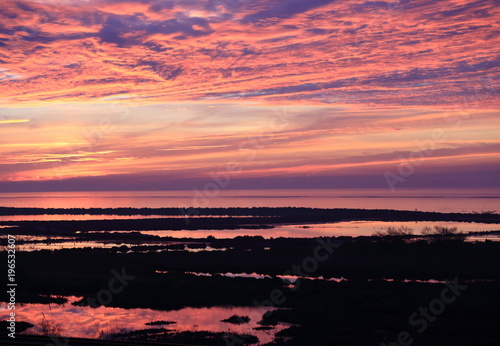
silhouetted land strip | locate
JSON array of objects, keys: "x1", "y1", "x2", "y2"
[
  {"x1": 0, "y1": 206, "x2": 499, "y2": 220},
  {"x1": 1, "y1": 208, "x2": 499, "y2": 234}
]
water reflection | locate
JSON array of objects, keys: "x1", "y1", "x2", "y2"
[
  {"x1": 466, "y1": 235, "x2": 500, "y2": 242},
  {"x1": 137, "y1": 220, "x2": 499, "y2": 238},
  {"x1": 155, "y1": 271, "x2": 339, "y2": 283},
  {"x1": 7, "y1": 220, "x2": 500, "y2": 252},
  {"x1": 13, "y1": 240, "x2": 229, "y2": 252},
  {"x1": 0, "y1": 296, "x2": 289, "y2": 345},
  {"x1": 158, "y1": 271, "x2": 494, "y2": 285},
  {"x1": 14, "y1": 241, "x2": 127, "y2": 252}
]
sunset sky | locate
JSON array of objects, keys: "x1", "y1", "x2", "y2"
[{"x1": 0, "y1": 0, "x2": 499, "y2": 191}]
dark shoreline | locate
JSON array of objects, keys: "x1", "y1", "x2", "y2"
[
  {"x1": 4, "y1": 238, "x2": 500, "y2": 345},
  {"x1": 1, "y1": 207, "x2": 499, "y2": 235},
  {"x1": 2, "y1": 207, "x2": 500, "y2": 345},
  {"x1": 1, "y1": 206, "x2": 498, "y2": 220}
]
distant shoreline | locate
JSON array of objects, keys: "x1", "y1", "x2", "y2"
[
  {"x1": 0, "y1": 206, "x2": 498, "y2": 215},
  {"x1": 1, "y1": 207, "x2": 499, "y2": 234}
]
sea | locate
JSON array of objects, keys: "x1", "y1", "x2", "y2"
[{"x1": 0, "y1": 188, "x2": 499, "y2": 213}]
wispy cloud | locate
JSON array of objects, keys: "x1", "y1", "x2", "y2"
[
  {"x1": 0, "y1": 119, "x2": 31, "y2": 124},
  {"x1": 0, "y1": 0, "x2": 498, "y2": 190},
  {"x1": 0, "y1": 0, "x2": 497, "y2": 106}
]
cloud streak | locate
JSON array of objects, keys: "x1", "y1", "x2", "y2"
[{"x1": 0, "y1": 0, "x2": 497, "y2": 106}]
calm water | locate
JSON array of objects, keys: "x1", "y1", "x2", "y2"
[
  {"x1": 10, "y1": 220, "x2": 500, "y2": 252},
  {"x1": 2, "y1": 189, "x2": 499, "y2": 242},
  {"x1": 156, "y1": 271, "x2": 495, "y2": 284},
  {"x1": 1, "y1": 189, "x2": 499, "y2": 213},
  {"x1": 0, "y1": 297, "x2": 288, "y2": 345},
  {"x1": 137, "y1": 221, "x2": 499, "y2": 238}
]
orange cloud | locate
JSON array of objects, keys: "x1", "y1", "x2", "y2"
[
  {"x1": 0, "y1": 0, "x2": 497, "y2": 107},
  {"x1": 0, "y1": 0, "x2": 498, "y2": 190}
]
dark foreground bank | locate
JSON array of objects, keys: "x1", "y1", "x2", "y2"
[{"x1": 1, "y1": 235, "x2": 500, "y2": 345}]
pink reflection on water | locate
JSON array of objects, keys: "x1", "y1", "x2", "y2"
[
  {"x1": 157, "y1": 270, "x2": 348, "y2": 283},
  {"x1": 185, "y1": 271, "x2": 212, "y2": 277},
  {"x1": 0, "y1": 297, "x2": 288, "y2": 345},
  {"x1": 15, "y1": 241, "x2": 227, "y2": 252},
  {"x1": 15, "y1": 241, "x2": 124, "y2": 252},
  {"x1": 161, "y1": 271, "x2": 492, "y2": 285},
  {"x1": 277, "y1": 275, "x2": 347, "y2": 283},
  {"x1": 138, "y1": 220, "x2": 499, "y2": 238},
  {"x1": 221, "y1": 272, "x2": 273, "y2": 279},
  {"x1": 382, "y1": 278, "x2": 446, "y2": 284},
  {"x1": 466, "y1": 235, "x2": 500, "y2": 242}
]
